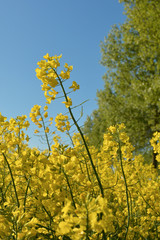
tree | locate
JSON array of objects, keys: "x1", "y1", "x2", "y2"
[{"x1": 83, "y1": 0, "x2": 160, "y2": 168}]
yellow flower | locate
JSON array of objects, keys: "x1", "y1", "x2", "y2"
[
  {"x1": 44, "y1": 112, "x2": 48, "y2": 118},
  {"x1": 108, "y1": 125, "x2": 116, "y2": 134},
  {"x1": 46, "y1": 97, "x2": 52, "y2": 104},
  {"x1": 69, "y1": 81, "x2": 80, "y2": 91},
  {"x1": 38, "y1": 117, "x2": 42, "y2": 121},
  {"x1": 49, "y1": 60, "x2": 60, "y2": 69},
  {"x1": 45, "y1": 127, "x2": 49, "y2": 133},
  {"x1": 62, "y1": 96, "x2": 72, "y2": 108},
  {"x1": 0, "y1": 112, "x2": 7, "y2": 122},
  {"x1": 60, "y1": 70, "x2": 70, "y2": 79},
  {"x1": 47, "y1": 78, "x2": 58, "y2": 88},
  {"x1": 26, "y1": 135, "x2": 30, "y2": 142},
  {"x1": 43, "y1": 53, "x2": 50, "y2": 60},
  {"x1": 34, "y1": 129, "x2": 39, "y2": 134},
  {"x1": 43, "y1": 105, "x2": 48, "y2": 111},
  {"x1": 55, "y1": 113, "x2": 71, "y2": 132},
  {"x1": 119, "y1": 132, "x2": 129, "y2": 143},
  {"x1": 118, "y1": 123, "x2": 125, "y2": 130}
]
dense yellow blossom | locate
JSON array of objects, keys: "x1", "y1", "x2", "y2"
[
  {"x1": 0, "y1": 54, "x2": 160, "y2": 239},
  {"x1": 55, "y1": 113, "x2": 71, "y2": 132},
  {"x1": 1, "y1": 112, "x2": 160, "y2": 239}
]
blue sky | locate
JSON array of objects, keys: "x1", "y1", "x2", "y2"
[{"x1": 0, "y1": 0, "x2": 126, "y2": 148}]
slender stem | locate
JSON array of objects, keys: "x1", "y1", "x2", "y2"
[
  {"x1": 40, "y1": 112, "x2": 51, "y2": 155},
  {"x1": 67, "y1": 129, "x2": 74, "y2": 147},
  {"x1": 2, "y1": 153, "x2": 20, "y2": 208},
  {"x1": 34, "y1": 195, "x2": 53, "y2": 225},
  {"x1": 80, "y1": 151, "x2": 92, "y2": 182},
  {"x1": 118, "y1": 142, "x2": 130, "y2": 240},
  {"x1": 23, "y1": 176, "x2": 31, "y2": 212},
  {"x1": 42, "y1": 204, "x2": 53, "y2": 226},
  {"x1": 36, "y1": 223, "x2": 55, "y2": 233},
  {"x1": 63, "y1": 169, "x2": 76, "y2": 209},
  {"x1": 54, "y1": 69, "x2": 104, "y2": 197},
  {"x1": 85, "y1": 204, "x2": 89, "y2": 240},
  {"x1": 138, "y1": 179, "x2": 160, "y2": 216}
]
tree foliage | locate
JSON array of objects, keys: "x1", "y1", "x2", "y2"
[{"x1": 83, "y1": 0, "x2": 160, "y2": 166}]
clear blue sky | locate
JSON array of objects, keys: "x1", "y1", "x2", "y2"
[{"x1": 0, "y1": 0, "x2": 126, "y2": 148}]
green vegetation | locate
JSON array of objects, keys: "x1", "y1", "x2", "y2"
[{"x1": 83, "y1": 0, "x2": 160, "y2": 167}]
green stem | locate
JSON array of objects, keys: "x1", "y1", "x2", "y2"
[
  {"x1": 54, "y1": 69, "x2": 104, "y2": 197},
  {"x1": 63, "y1": 169, "x2": 76, "y2": 209},
  {"x1": 118, "y1": 142, "x2": 130, "y2": 240},
  {"x1": 2, "y1": 153, "x2": 20, "y2": 208},
  {"x1": 67, "y1": 129, "x2": 74, "y2": 147},
  {"x1": 40, "y1": 112, "x2": 51, "y2": 155},
  {"x1": 138, "y1": 179, "x2": 160, "y2": 217},
  {"x1": 80, "y1": 151, "x2": 92, "y2": 182},
  {"x1": 85, "y1": 205, "x2": 89, "y2": 240},
  {"x1": 23, "y1": 176, "x2": 31, "y2": 212}
]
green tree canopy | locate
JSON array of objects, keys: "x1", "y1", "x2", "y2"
[{"x1": 83, "y1": 0, "x2": 160, "y2": 167}]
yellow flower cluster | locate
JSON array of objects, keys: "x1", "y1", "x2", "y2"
[
  {"x1": 150, "y1": 132, "x2": 160, "y2": 163},
  {"x1": 30, "y1": 105, "x2": 42, "y2": 129},
  {"x1": 62, "y1": 96, "x2": 72, "y2": 108},
  {"x1": 55, "y1": 113, "x2": 71, "y2": 132},
  {"x1": 36, "y1": 53, "x2": 79, "y2": 108},
  {"x1": 0, "y1": 116, "x2": 160, "y2": 239},
  {"x1": 30, "y1": 104, "x2": 54, "y2": 139},
  {"x1": 60, "y1": 63, "x2": 73, "y2": 80}
]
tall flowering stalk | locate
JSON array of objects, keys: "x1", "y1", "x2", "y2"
[{"x1": 35, "y1": 54, "x2": 104, "y2": 197}]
